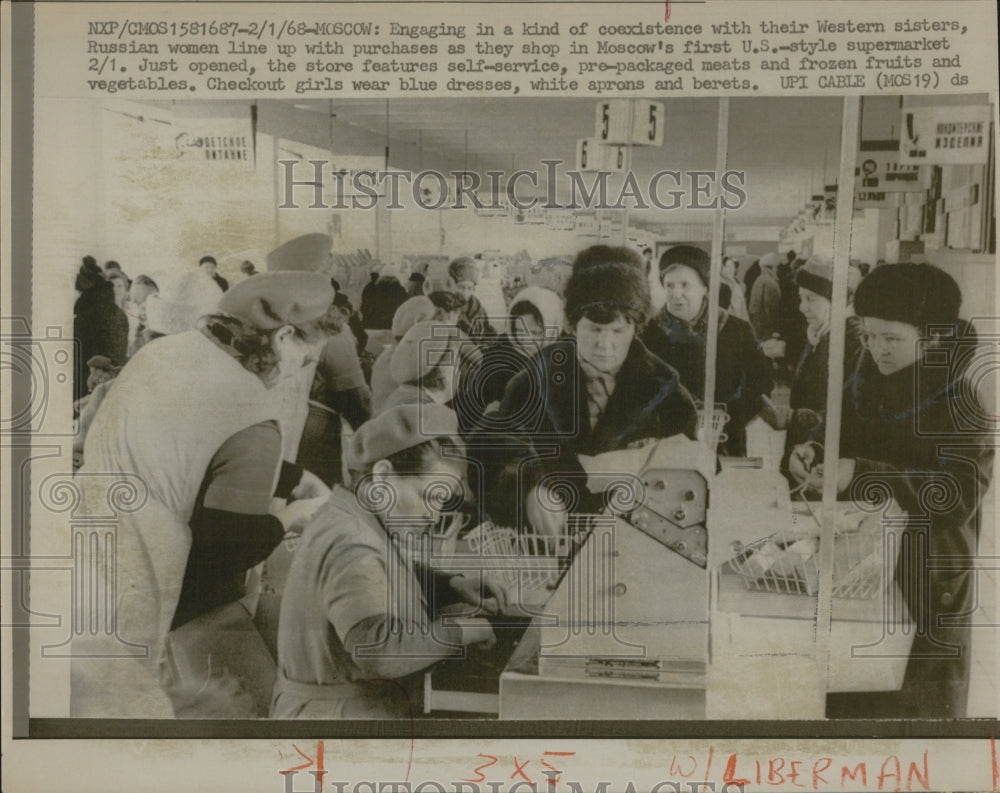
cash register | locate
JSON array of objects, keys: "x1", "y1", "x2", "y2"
[{"x1": 424, "y1": 437, "x2": 913, "y2": 719}]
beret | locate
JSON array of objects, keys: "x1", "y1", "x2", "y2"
[
  {"x1": 448, "y1": 257, "x2": 479, "y2": 285},
  {"x1": 392, "y1": 296, "x2": 437, "y2": 339},
  {"x1": 345, "y1": 403, "x2": 460, "y2": 471},
  {"x1": 794, "y1": 254, "x2": 835, "y2": 301},
  {"x1": 218, "y1": 271, "x2": 334, "y2": 330},
  {"x1": 390, "y1": 320, "x2": 461, "y2": 385},
  {"x1": 265, "y1": 233, "x2": 332, "y2": 273}
]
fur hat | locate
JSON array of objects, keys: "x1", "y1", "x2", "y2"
[
  {"x1": 219, "y1": 271, "x2": 334, "y2": 330},
  {"x1": 144, "y1": 271, "x2": 224, "y2": 336},
  {"x1": 794, "y1": 255, "x2": 834, "y2": 301},
  {"x1": 265, "y1": 233, "x2": 332, "y2": 273},
  {"x1": 658, "y1": 245, "x2": 710, "y2": 287},
  {"x1": 572, "y1": 245, "x2": 643, "y2": 274},
  {"x1": 390, "y1": 320, "x2": 462, "y2": 385},
  {"x1": 853, "y1": 263, "x2": 962, "y2": 331},
  {"x1": 448, "y1": 257, "x2": 479, "y2": 285},
  {"x1": 563, "y1": 256, "x2": 651, "y2": 327},
  {"x1": 345, "y1": 403, "x2": 460, "y2": 472},
  {"x1": 392, "y1": 296, "x2": 437, "y2": 339},
  {"x1": 508, "y1": 287, "x2": 564, "y2": 337}
]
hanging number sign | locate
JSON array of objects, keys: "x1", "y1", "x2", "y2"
[{"x1": 595, "y1": 100, "x2": 665, "y2": 146}]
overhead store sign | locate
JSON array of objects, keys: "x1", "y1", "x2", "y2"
[
  {"x1": 174, "y1": 110, "x2": 253, "y2": 168},
  {"x1": 854, "y1": 140, "x2": 929, "y2": 210},
  {"x1": 899, "y1": 105, "x2": 991, "y2": 165},
  {"x1": 576, "y1": 138, "x2": 627, "y2": 172},
  {"x1": 595, "y1": 100, "x2": 665, "y2": 146}
]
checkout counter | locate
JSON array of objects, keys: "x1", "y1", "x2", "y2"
[{"x1": 425, "y1": 436, "x2": 913, "y2": 719}]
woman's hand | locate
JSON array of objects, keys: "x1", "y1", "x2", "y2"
[
  {"x1": 450, "y1": 575, "x2": 509, "y2": 615},
  {"x1": 788, "y1": 443, "x2": 819, "y2": 485},
  {"x1": 274, "y1": 496, "x2": 326, "y2": 536},
  {"x1": 291, "y1": 469, "x2": 331, "y2": 502},
  {"x1": 834, "y1": 458, "x2": 856, "y2": 494},
  {"x1": 526, "y1": 483, "x2": 568, "y2": 540},
  {"x1": 789, "y1": 448, "x2": 856, "y2": 496},
  {"x1": 760, "y1": 336, "x2": 787, "y2": 359}
]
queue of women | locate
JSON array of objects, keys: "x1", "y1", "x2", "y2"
[{"x1": 70, "y1": 237, "x2": 993, "y2": 720}]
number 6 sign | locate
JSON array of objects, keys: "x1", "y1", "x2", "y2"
[{"x1": 576, "y1": 138, "x2": 627, "y2": 172}]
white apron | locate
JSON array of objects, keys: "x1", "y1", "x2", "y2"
[{"x1": 71, "y1": 331, "x2": 282, "y2": 717}]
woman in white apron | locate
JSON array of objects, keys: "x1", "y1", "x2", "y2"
[{"x1": 71, "y1": 271, "x2": 337, "y2": 717}]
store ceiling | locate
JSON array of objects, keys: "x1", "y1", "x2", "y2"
[{"x1": 282, "y1": 96, "x2": 846, "y2": 224}]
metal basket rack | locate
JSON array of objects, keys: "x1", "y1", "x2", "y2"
[
  {"x1": 694, "y1": 400, "x2": 729, "y2": 451},
  {"x1": 461, "y1": 522, "x2": 575, "y2": 601},
  {"x1": 726, "y1": 528, "x2": 884, "y2": 600}
]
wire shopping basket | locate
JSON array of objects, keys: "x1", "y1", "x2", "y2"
[
  {"x1": 694, "y1": 400, "x2": 729, "y2": 451},
  {"x1": 461, "y1": 522, "x2": 575, "y2": 602},
  {"x1": 726, "y1": 526, "x2": 885, "y2": 599}
]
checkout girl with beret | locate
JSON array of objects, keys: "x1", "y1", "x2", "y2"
[
  {"x1": 788, "y1": 263, "x2": 994, "y2": 718},
  {"x1": 72, "y1": 271, "x2": 339, "y2": 717},
  {"x1": 272, "y1": 404, "x2": 502, "y2": 719},
  {"x1": 472, "y1": 246, "x2": 699, "y2": 536}
]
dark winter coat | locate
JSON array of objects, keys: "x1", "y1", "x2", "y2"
[
  {"x1": 361, "y1": 277, "x2": 408, "y2": 330},
  {"x1": 784, "y1": 316, "x2": 865, "y2": 447},
  {"x1": 73, "y1": 280, "x2": 129, "y2": 401},
  {"x1": 468, "y1": 333, "x2": 530, "y2": 409},
  {"x1": 748, "y1": 267, "x2": 782, "y2": 340},
  {"x1": 642, "y1": 305, "x2": 773, "y2": 456},
  {"x1": 458, "y1": 294, "x2": 496, "y2": 343},
  {"x1": 824, "y1": 338, "x2": 993, "y2": 718},
  {"x1": 468, "y1": 337, "x2": 698, "y2": 527}
]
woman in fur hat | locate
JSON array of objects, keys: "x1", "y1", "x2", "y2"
[
  {"x1": 272, "y1": 404, "x2": 502, "y2": 719},
  {"x1": 763, "y1": 255, "x2": 864, "y2": 448},
  {"x1": 642, "y1": 245, "x2": 774, "y2": 457},
  {"x1": 472, "y1": 246, "x2": 698, "y2": 536},
  {"x1": 72, "y1": 272, "x2": 340, "y2": 718},
  {"x1": 449, "y1": 256, "x2": 497, "y2": 343},
  {"x1": 788, "y1": 264, "x2": 993, "y2": 718}
]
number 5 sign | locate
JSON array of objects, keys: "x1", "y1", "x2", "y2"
[{"x1": 595, "y1": 100, "x2": 665, "y2": 146}]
